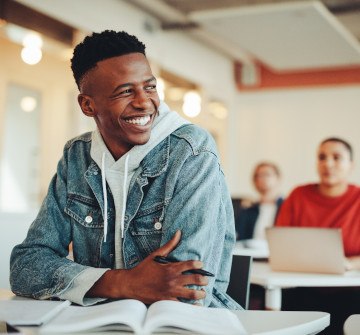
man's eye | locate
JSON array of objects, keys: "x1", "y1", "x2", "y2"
[
  {"x1": 145, "y1": 85, "x2": 157, "y2": 91},
  {"x1": 120, "y1": 89, "x2": 132, "y2": 95}
]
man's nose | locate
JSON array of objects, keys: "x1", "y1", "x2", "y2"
[
  {"x1": 132, "y1": 90, "x2": 151, "y2": 109},
  {"x1": 323, "y1": 158, "x2": 334, "y2": 167}
]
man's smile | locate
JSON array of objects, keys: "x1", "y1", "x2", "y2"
[{"x1": 124, "y1": 115, "x2": 151, "y2": 126}]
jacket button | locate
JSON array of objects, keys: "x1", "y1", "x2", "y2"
[
  {"x1": 85, "y1": 215, "x2": 93, "y2": 223},
  {"x1": 154, "y1": 221, "x2": 162, "y2": 230},
  {"x1": 93, "y1": 171, "x2": 98, "y2": 175}
]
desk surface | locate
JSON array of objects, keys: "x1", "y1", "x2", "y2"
[
  {"x1": 250, "y1": 261, "x2": 360, "y2": 310},
  {"x1": 235, "y1": 310, "x2": 329, "y2": 335},
  {"x1": 251, "y1": 261, "x2": 360, "y2": 288},
  {"x1": 233, "y1": 241, "x2": 269, "y2": 259},
  {"x1": 1, "y1": 290, "x2": 329, "y2": 335}
]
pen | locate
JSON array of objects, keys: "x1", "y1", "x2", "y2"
[{"x1": 153, "y1": 256, "x2": 214, "y2": 277}]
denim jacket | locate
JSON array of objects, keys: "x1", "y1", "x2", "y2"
[{"x1": 10, "y1": 124, "x2": 240, "y2": 309}]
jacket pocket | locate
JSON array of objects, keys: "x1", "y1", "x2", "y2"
[
  {"x1": 65, "y1": 194, "x2": 104, "y2": 228},
  {"x1": 128, "y1": 203, "x2": 164, "y2": 256},
  {"x1": 64, "y1": 194, "x2": 105, "y2": 266}
]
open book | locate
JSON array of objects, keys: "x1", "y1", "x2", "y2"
[
  {"x1": 0, "y1": 298, "x2": 71, "y2": 326},
  {"x1": 40, "y1": 299, "x2": 247, "y2": 335}
]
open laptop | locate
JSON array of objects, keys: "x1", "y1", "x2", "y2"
[{"x1": 266, "y1": 227, "x2": 346, "y2": 274}]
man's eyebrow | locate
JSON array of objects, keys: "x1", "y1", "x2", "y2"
[
  {"x1": 145, "y1": 76, "x2": 157, "y2": 83},
  {"x1": 111, "y1": 76, "x2": 157, "y2": 94}
]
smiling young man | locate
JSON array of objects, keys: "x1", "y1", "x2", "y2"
[{"x1": 10, "y1": 30, "x2": 239, "y2": 309}]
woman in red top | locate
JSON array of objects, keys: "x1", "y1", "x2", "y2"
[
  {"x1": 276, "y1": 137, "x2": 360, "y2": 335},
  {"x1": 276, "y1": 137, "x2": 360, "y2": 268}
]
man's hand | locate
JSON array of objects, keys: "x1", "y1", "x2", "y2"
[
  {"x1": 87, "y1": 231, "x2": 208, "y2": 304},
  {"x1": 345, "y1": 255, "x2": 360, "y2": 271}
]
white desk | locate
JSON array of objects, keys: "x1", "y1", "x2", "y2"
[
  {"x1": 233, "y1": 241, "x2": 269, "y2": 259},
  {"x1": 343, "y1": 314, "x2": 360, "y2": 335},
  {"x1": 1, "y1": 290, "x2": 329, "y2": 335},
  {"x1": 236, "y1": 310, "x2": 329, "y2": 335},
  {"x1": 251, "y1": 261, "x2": 360, "y2": 310}
]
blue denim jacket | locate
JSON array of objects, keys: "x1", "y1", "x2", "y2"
[{"x1": 10, "y1": 124, "x2": 240, "y2": 309}]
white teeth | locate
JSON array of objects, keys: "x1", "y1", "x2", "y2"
[{"x1": 125, "y1": 115, "x2": 150, "y2": 126}]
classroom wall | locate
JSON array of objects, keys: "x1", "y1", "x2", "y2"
[
  {"x1": 228, "y1": 85, "x2": 360, "y2": 199},
  {"x1": 5, "y1": 0, "x2": 360, "y2": 201},
  {"x1": 0, "y1": 36, "x2": 77, "y2": 200}
]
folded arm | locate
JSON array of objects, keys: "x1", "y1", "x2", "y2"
[{"x1": 87, "y1": 231, "x2": 208, "y2": 304}]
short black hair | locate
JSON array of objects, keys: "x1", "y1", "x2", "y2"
[
  {"x1": 71, "y1": 30, "x2": 146, "y2": 89},
  {"x1": 320, "y1": 137, "x2": 353, "y2": 161}
]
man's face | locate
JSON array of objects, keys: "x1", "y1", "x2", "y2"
[
  {"x1": 79, "y1": 53, "x2": 160, "y2": 158},
  {"x1": 317, "y1": 141, "x2": 353, "y2": 187}
]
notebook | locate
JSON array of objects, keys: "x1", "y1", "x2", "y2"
[{"x1": 266, "y1": 227, "x2": 346, "y2": 274}]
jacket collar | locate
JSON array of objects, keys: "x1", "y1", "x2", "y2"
[{"x1": 139, "y1": 135, "x2": 170, "y2": 178}]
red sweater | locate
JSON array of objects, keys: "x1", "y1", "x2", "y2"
[{"x1": 276, "y1": 184, "x2": 360, "y2": 256}]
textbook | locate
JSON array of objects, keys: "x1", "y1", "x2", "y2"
[
  {"x1": 0, "y1": 298, "x2": 71, "y2": 326},
  {"x1": 40, "y1": 299, "x2": 247, "y2": 335}
]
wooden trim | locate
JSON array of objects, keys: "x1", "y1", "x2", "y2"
[
  {"x1": 0, "y1": 0, "x2": 74, "y2": 46},
  {"x1": 235, "y1": 61, "x2": 360, "y2": 91}
]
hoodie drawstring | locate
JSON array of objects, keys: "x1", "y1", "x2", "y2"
[
  {"x1": 121, "y1": 154, "x2": 130, "y2": 238},
  {"x1": 101, "y1": 153, "x2": 108, "y2": 242},
  {"x1": 101, "y1": 152, "x2": 130, "y2": 242}
]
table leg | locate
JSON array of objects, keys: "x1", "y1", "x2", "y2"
[{"x1": 265, "y1": 287, "x2": 282, "y2": 310}]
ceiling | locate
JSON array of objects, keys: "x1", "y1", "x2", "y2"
[{"x1": 124, "y1": 0, "x2": 360, "y2": 71}]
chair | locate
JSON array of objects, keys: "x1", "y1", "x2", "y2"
[{"x1": 226, "y1": 254, "x2": 252, "y2": 309}]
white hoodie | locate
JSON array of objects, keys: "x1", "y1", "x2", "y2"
[
  {"x1": 91, "y1": 101, "x2": 189, "y2": 268},
  {"x1": 59, "y1": 102, "x2": 189, "y2": 305}
]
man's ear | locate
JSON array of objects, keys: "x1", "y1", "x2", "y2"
[{"x1": 78, "y1": 94, "x2": 95, "y2": 117}]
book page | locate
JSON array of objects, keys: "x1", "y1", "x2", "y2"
[
  {"x1": 40, "y1": 299, "x2": 147, "y2": 334},
  {"x1": 144, "y1": 300, "x2": 247, "y2": 335},
  {"x1": 0, "y1": 298, "x2": 70, "y2": 326}
]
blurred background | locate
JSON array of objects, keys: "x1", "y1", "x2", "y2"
[{"x1": 0, "y1": 0, "x2": 360, "y2": 214}]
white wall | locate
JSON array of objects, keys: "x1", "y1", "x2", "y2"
[
  {"x1": 228, "y1": 85, "x2": 360, "y2": 199},
  {"x1": 0, "y1": 36, "x2": 77, "y2": 200},
  {"x1": 7, "y1": 0, "x2": 360, "y2": 200}
]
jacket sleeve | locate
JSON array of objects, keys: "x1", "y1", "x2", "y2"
[
  {"x1": 160, "y1": 145, "x2": 239, "y2": 309},
  {"x1": 10, "y1": 150, "x2": 108, "y2": 305}
]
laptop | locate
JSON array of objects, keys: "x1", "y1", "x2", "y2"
[{"x1": 266, "y1": 227, "x2": 346, "y2": 274}]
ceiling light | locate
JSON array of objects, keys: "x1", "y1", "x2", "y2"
[
  {"x1": 23, "y1": 32, "x2": 43, "y2": 48},
  {"x1": 209, "y1": 101, "x2": 228, "y2": 119},
  {"x1": 21, "y1": 46, "x2": 42, "y2": 65},
  {"x1": 182, "y1": 91, "x2": 201, "y2": 118},
  {"x1": 21, "y1": 32, "x2": 43, "y2": 65},
  {"x1": 20, "y1": 96, "x2": 37, "y2": 112}
]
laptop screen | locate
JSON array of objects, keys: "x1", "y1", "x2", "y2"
[{"x1": 266, "y1": 227, "x2": 346, "y2": 274}]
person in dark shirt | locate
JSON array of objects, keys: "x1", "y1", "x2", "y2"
[{"x1": 235, "y1": 161, "x2": 283, "y2": 242}]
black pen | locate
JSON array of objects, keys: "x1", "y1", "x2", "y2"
[{"x1": 153, "y1": 256, "x2": 214, "y2": 277}]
